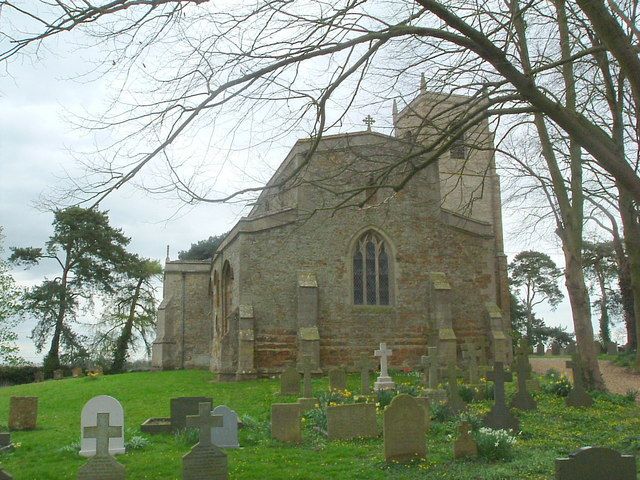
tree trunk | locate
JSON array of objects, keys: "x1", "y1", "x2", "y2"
[
  {"x1": 596, "y1": 268, "x2": 610, "y2": 345},
  {"x1": 111, "y1": 278, "x2": 143, "y2": 373},
  {"x1": 45, "y1": 265, "x2": 70, "y2": 376}
]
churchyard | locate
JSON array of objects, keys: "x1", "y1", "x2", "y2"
[{"x1": 0, "y1": 355, "x2": 639, "y2": 479}]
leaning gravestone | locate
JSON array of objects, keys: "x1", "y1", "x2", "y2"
[
  {"x1": 280, "y1": 364, "x2": 301, "y2": 396},
  {"x1": 565, "y1": 355, "x2": 593, "y2": 408},
  {"x1": 78, "y1": 412, "x2": 125, "y2": 480},
  {"x1": 328, "y1": 367, "x2": 347, "y2": 391},
  {"x1": 555, "y1": 446, "x2": 636, "y2": 480},
  {"x1": 271, "y1": 403, "x2": 302, "y2": 443},
  {"x1": 183, "y1": 402, "x2": 228, "y2": 480},
  {"x1": 326, "y1": 403, "x2": 377, "y2": 441},
  {"x1": 383, "y1": 394, "x2": 427, "y2": 462},
  {"x1": 445, "y1": 364, "x2": 466, "y2": 415},
  {"x1": 357, "y1": 354, "x2": 374, "y2": 395},
  {"x1": 483, "y1": 362, "x2": 520, "y2": 432},
  {"x1": 454, "y1": 421, "x2": 477, "y2": 459},
  {"x1": 171, "y1": 396, "x2": 214, "y2": 431},
  {"x1": 53, "y1": 369, "x2": 64, "y2": 380},
  {"x1": 374, "y1": 343, "x2": 396, "y2": 391},
  {"x1": 80, "y1": 395, "x2": 125, "y2": 457},
  {"x1": 510, "y1": 347, "x2": 537, "y2": 411},
  {"x1": 8, "y1": 397, "x2": 37, "y2": 430},
  {"x1": 0, "y1": 469, "x2": 12, "y2": 479},
  {"x1": 211, "y1": 405, "x2": 239, "y2": 449}
]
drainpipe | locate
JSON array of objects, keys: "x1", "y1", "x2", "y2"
[{"x1": 181, "y1": 272, "x2": 186, "y2": 369}]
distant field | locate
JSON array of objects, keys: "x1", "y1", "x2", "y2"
[{"x1": 0, "y1": 369, "x2": 638, "y2": 479}]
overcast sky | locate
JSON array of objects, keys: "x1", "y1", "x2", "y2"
[{"x1": 0, "y1": 29, "x2": 623, "y2": 364}]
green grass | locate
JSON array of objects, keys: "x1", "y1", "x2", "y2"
[{"x1": 0, "y1": 370, "x2": 638, "y2": 479}]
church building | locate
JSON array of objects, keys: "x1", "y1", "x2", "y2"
[{"x1": 151, "y1": 88, "x2": 512, "y2": 378}]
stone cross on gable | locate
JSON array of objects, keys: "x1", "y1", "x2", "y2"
[
  {"x1": 298, "y1": 355, "x2": 313, "y2": 398},
  {"x1": 363, "y1": 115, "x2": 376, "y2": 131},
  {"x1": 487, "y1": 362, "x2": 512, "y2": 408},
  {"x1": 186, "y1": 402, "x2": 223, "y2": 448},
  {"x1": 83, "y1": 413, "x2": 122, "y2": 458},
  {"x1": 357, "y1": 353, "x2": 374, "y2": 394},
  {"x1": 374, "y1": 343, "x2": 392, "y2": 377}
]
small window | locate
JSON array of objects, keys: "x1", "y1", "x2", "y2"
[
  {"x1": 353, "y1": 231, "x2": 391, "y2": 305},
  {"x1": 450, "y1": 132, "x2": 466, "y2": 159}
]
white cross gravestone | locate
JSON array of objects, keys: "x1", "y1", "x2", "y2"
[
  {"x1": 211, "y1": 405, "x2": 239, "y2": 449},
  {"x1": 374, "y1": 342, "x2": 396, "y2": 391},
  {"x1": 80, "y1": 395, "x2": 125, "y2": 457}
]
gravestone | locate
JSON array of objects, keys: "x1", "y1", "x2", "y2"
[
  {"x1": 53, "y1": 369, "x2": 63, "y2": 380},
  {"x1": 8, "y1": 396, "x2": 37, "y2": 430},
  {"x1": 414, "y1": 397, "x2": 432, "y2": 431},
  {"x1": 593, "y1": 340, "x2": 603, "y2": 353},
  {"x1": 555, "y1": 446, "x2": 636, "y2": 480},
  {"x1": 72, "y1": 367, "x2": 83, "y2": 378},
  {"x1": 383, "y1": 394, "x2": 427, "y2": 462},
  {"x1": 0, "y1": 432, "x2": 12, "y2": 452},
  {"x1": 483, "y1": 362, "x2": 520, "y2": 432},
  {"x1": 357, "y1": 354, "x2": 374, "y2": 395},
  {"x1": 280, "y1": 364, "x2": 301, "y2": 396},
  {"x1": 445, "y1": 364, "x2": 466, "y2": 414},
  {"x1": 510, "y1": 345, "x2": 537, "y2": 411},
  {"x1": 565, "y1": 355, "x2": 593, "y2": 407},
  {"x1": 0, "y1": 470, "x2": 12, "y2": 479},
  {"x1": 183, "y1": 402, "x2": 228, "y2": 480},
  {"x1": 536, "y1": 343, "x2": 545, "y2": 355},
  {"x1": 271, "y1": 403, "x2": 302, "y2": 443},
  {"x1": 606, "y1": 341, "x2": 618, "y2": 355},
  {"x1": 326, "y1": 403, "x2": 377, "y2": 441},
  {"x1": 211, "y1": 405, "x2": 239, "y2": 449},
  {"x1": 374, "y1": 343, "x2": 396, "y2": 391},
  {"x1": 297, "y1": 355, "x2": 316, "y2": 410},
  {"x1": 80, "y1": 395, "x2": 125, "y2": 457},
  {"x1": 34, "y1": 371, "x2": 44, "y2": 383},
  {"x1": 461, "y1": 341, "x2": 480, "y2": 386},
  {"x1": 422, "y1": 347, "x2": 447, "y2": 402},
  {"x1": 171, "y1": 396, "x2": 214, "y2": 431},
  {"x1": 328, "y1": 367, "x2": 347, "y2": 391},
  {"x1": 78, "y1": 412, "x2": 125, "y2": 480},
  {"x1": 454, "y1": 421, "x2": 477, "y2": 459},
  {"x1": 551, "y1": 341, "x2": 561, "y2": 355}
]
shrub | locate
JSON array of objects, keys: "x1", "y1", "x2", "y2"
[
  {"x1": 431, "y1": 402, "x2": 453, "y2": 422},
  {"x1": 240, "y1": 415, "x2": 271, "y2": 445},
  {"x1": 376, "y1": 389, "x2": 397, "y2": 410},
  {"x1": 457, "y1": 411, "x2": 483, "y2": 432},
  {"x1": 474, "y1": 427, "x2": 517, "y2": 461},
  {"x1": 458, "y1": 383, "x2": 476, "y2": 403},
  {"x1": 542, "y1": 371, "x2": 571, "y2": 397},
  {"x1": 396, "y1": 382, "x2": 420, "y2": 397},
  {"x1": 0, "y1": 365, "x2": 41, "y2": 386},
  {"x1": 174, "y1": 427, "x2": 199, "y2": 446},
  {"x1": 126, "y1": 435, "x2": 150, "y2": 450},
  {"x1": 304, "y1": 407, "x2": 327, "y2": 432}
]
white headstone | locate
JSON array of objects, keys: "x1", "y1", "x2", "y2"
[
  {"x1": 374, "y1": 342, "x2": 396, "y2": 391},
  {"x1": 80, "y1": 395, "x2": 125, "y2": 457},
  {"x1": 211, "y1": 405, "x2": 239, "y2": 449}
]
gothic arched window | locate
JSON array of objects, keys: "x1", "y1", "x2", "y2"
[{"x1": 353, "y1": 231, "x2": 391, "y2": 305}]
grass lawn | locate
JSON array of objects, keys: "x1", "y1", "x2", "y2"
[{"x1": 0, "y1": 369, "x2": 639, "y2": 479}]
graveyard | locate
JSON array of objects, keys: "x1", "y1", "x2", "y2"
[{"x1": 0, "y1": 361, "x2": 638, "y2": 479}]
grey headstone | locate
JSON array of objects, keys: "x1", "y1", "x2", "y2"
[
  {"x1": 8, "y1": 396, "x2": 37, "y2": 430},
  {"x1": 0, "y1": 469, "x2": 12, "y2": 479},
  {"x1": 462, "y1": 341, "x2": 480, "y2": 385},
  {"x1": 80, "y1": 395, "x2": 125, "y2": 457},
  {"x1": 280, "y1": 365, "x2": 301, "y2": 396},
  {"x1": 383, "y1": 394, "x2": 427, "y2": 462},
  {"x1": 606, "y1": 342, "x2": 618, "y2": 355},
  {"x1": 454, "y1": 421, "x2": 477, "y2": 459},
  {"x1": 183, "y1": 402, "x2": 227, "y2": 480},
  {"x1": 271, "y1": 403, "x2": 302, "y2": 443},
  {"x1": 211, "y1": 405, "x2": 239, "y2": 449},
  {"x1": 326, "y1": 403, "x2": 377, "y2": 441},
  {"x1": 483, "y1": 362, "x2": 520, "y2": 432},
  {"x1": 593, "y1": 341, "x2": 603, "y2": 354},
  {"x1": 170, "y1": 397, "x2": 213, "y2": 431},
  {"x1": 565, "y1": 355, "x2": 593, "y2": 408},
  {"x1": 328, "y1": 368, "x2": 347, "y2": 391},
  {"x1": 356, "y1": 354, "x2": 374, "y2": 395},
  {"x1": 414, "y1": 397, "x2": 432, "y2": 431},
  {"x1": 445, "y1": 364, "x2": 466, "y2": 415},
  {"x1": 555, "y1": 446, "x2": 636, "y2": 480},
  {"x1": 0, "y1": 432, "x2": 11, "y2": 449},
  {"x1": 78, "y1": 412, "x2": 125, "y2": 480},
  {"x1": 53, "y1": 369, "x2": 63, "y2": 380}
]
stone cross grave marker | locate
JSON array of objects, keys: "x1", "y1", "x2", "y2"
[
  {"x1": 183, "y1": 402, "x2": 228, "y2": 480},
  {"x1": 328, "y1": 367, "x2": 347, "y2": 391},
  {"x1": 454, "y1": 421, "x2": 477, "y2": 459},
  {"x1": 374, "y1": 342, "x2": 396, "y2": 391},
  {"x1": 357, "y1": 354, "x2": 374, "y2": 395},
  {"x1": 78, "y1": 412, "x2": 125, "y2": 480},
  {"x1": 8, "y1": 396, "x2": 37, "y2": 431},
  {"x1": 280, "y1": 364, "x2": 301, "y2": 396},
  {"x1": 425, "y1": 346, "x2": 440, "y2": 389},
  {"x1": 171, "y1": 397, "x2": 214, "y2": 432},
  {"x1": 555, "y1": 446, "x2": 636, "y2": 480},
  {"x1": 298, "y1": 355, "x2": 313, "y2": 399},
  {"x1": 80, "y1": 395, "x2": 125, "y2": 457},
  {"x1": 565, "y1": 355, "x2": 593, "y2": 407},
  {"x1": 445, "y1": 364, "x2": 466, "y2": 414},
  {"x1": 483, "y1": 362, "x2": 520, "y2": 432},
  {"x1": 271, "y1": 403, "x2": 302, "y2": 443},
  {"x1": 383, "y1": 394, "x2": 427, "y2": 462},
  {"x1": 510, "y1": 346, "x2": 537, "y2": 411},
  {"x1": 211, "y1": 405, "x2": 239, "y2": 449},
  {"x1": 462, "y1": 341, "x2": 480, "y2": 385}
]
